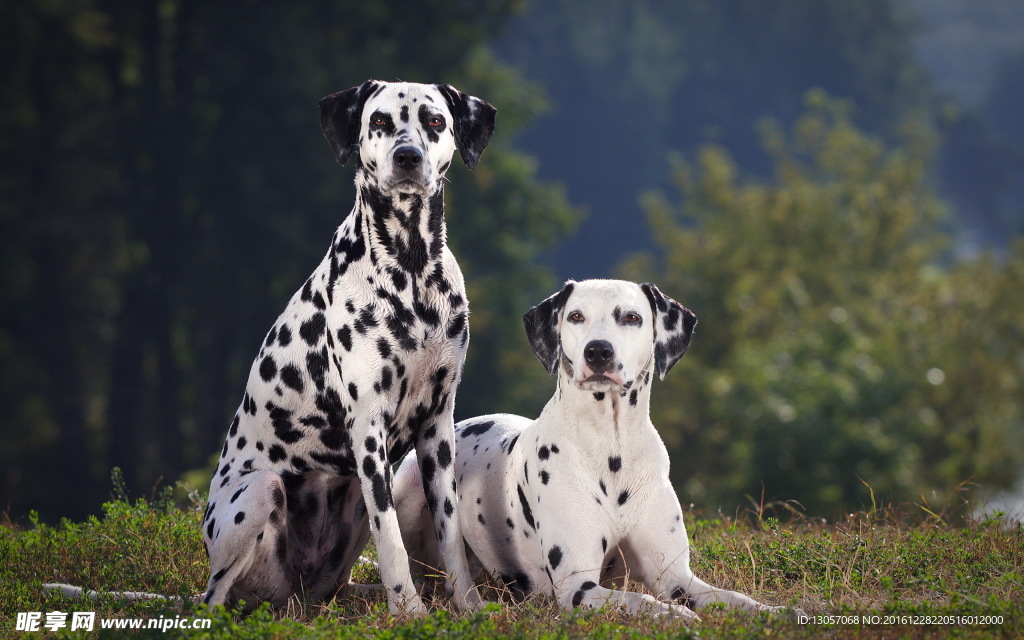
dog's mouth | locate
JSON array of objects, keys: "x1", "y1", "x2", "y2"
[
  {"x1": 382, "y1": 177, "x2": 431, "y2": 195},
  {"x1": 575, "y1": 371, "x2": 627, "y2": 390}
]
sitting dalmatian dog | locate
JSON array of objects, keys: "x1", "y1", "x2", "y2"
[
  {"x1": 201, "y1": 80, "x2": 494, "y2": 615},
  {"x1": 394, "y1": 279, "x2": 792, "y2": 619}
]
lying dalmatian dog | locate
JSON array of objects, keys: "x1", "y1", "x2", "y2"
[
  {"x1": 200, "y1": 80, "x2": 494, "y2": 615},
  {"x1": 394, "y1": 279, "x2": 791, "y2": 619}
]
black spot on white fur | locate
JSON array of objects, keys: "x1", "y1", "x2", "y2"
[{"x1": 548, "y1": 546, "x2": 563, "y2": 570}]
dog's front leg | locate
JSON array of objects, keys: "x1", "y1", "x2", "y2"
[
  {"x1": 537, "y1": 501, "x2": 697, "y2": 618},
  {"x1": 354, "y1": 417, "x2": 427, "y2": 616},
  {"x1": 415, "y1": 396, "x2": 484, "y2": 611},
  {"x1": 627, "y1": 492, "x2": 793, "y2": 616},
  {"x1": 552, "y1": 562, "x2": 698, "y2": 618}
]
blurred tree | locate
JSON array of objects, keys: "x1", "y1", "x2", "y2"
[
  {"x1": 986, "y1": 48, "x2": 1024, "y2": 145},
  {"x1": 620, "y1": 93, "x2": 1024, "y2": 515},
  {"x1": 1, "y1": 0, "x2": 140, "y2": 521},
  {"x1": 495, "y1": 0, "x2": 933, "y2": 277},
  {"x1": 442, "y1": 49, "x2": 580, "y2": 422},
  {"x1": 936, "y1": 46, "x2": 1024, "y2": 245},
  {"x1": 0, "y1": 0, "x2": 578, "y2": 521}
]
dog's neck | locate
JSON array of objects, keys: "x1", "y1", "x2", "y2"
[{"x1": 344, "y1": 167, "x2": 448, "y2": 278}]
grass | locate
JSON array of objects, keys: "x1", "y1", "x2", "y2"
[{"x1": 1, "y1": 481, "x2": 1021, "y2": 639}]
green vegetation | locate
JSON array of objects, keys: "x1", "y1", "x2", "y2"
[
  {"x1": 2, "y1": 489, "x2": 1020, "y2": 639},
  {"x1": 621, "y1": 93, "x2": 1024, "y2": 515}
]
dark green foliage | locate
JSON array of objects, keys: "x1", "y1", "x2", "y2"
[
  {"x1": 0, "y1": 1, "x2": 577, "y2": 521},
  {"x1": 620, "y1": 94, "x2": 1024, "y2": 515},
  {"x1": 1, "y1": 0, "x2": 1021, "y2": 533}
]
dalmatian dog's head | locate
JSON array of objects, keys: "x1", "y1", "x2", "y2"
[
  {"x1": 523, "y1": 279, "x2": 697, "y2": 391},
  {"x1": 319, "y1": 80, "x2": 496, "y2": 196}
]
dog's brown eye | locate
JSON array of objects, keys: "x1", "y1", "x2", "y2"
[
  {"x1": 567, "y1": 311, "x2": 584, "y2": 323},
  {"x1": 624, "y1": 312, "x2": 641, "y2": 324},
  {"x1": 372, "y1": 117, "x2": 387, "y2": 126},
  {"x1": 428, "y1": 116, "x2": 443, "y2": 128}
]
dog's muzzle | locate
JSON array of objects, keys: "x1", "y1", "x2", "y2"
[
  {"x1": 384, "y1": 145, "x2": 432, "y2": 194},
  {"x1": 576, "y1": 339, "x2": 626, "y2": 389}
]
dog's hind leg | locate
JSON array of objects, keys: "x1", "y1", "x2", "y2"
[
  {"x1": 309, "y1": 475, "x2": 374, "y2": 601},
  {"x1": 203, "y1": 471, "x2": 294, "y2": 608}
]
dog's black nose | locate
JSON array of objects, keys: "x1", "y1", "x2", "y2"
[
  {"x1": 584, "y1": 340, "x2": 615, "y2": 372},
  {"x1": 393, "y1": 146, "x2": 423, "y2": 170}
]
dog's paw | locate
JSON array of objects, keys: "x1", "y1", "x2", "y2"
[
  {"x1": 455, "y1": 585, "x2": 489, "y2": 613},
  {"x1": 389, "y1": 594, "x2": 429, "y2": 618},
  {"x1": 765, "y1": 604, "x2": 807, "y2": 621},
  {"x1": 668, "y1": 602, "x2": 702, "y2": 622}
]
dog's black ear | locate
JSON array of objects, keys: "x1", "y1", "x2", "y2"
[
  {"x1": 641, "y1": 283, "x2": 697, "y2": 380},
  {"x1": 523, "y1": 281, "x2": 576, "y2": 376},
  {"x1": 319, "y1": 80, "x2": 380, "y2": 165},
  {"x1": 437, "y1": 84, "x2": 497, "y2": 170}
]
